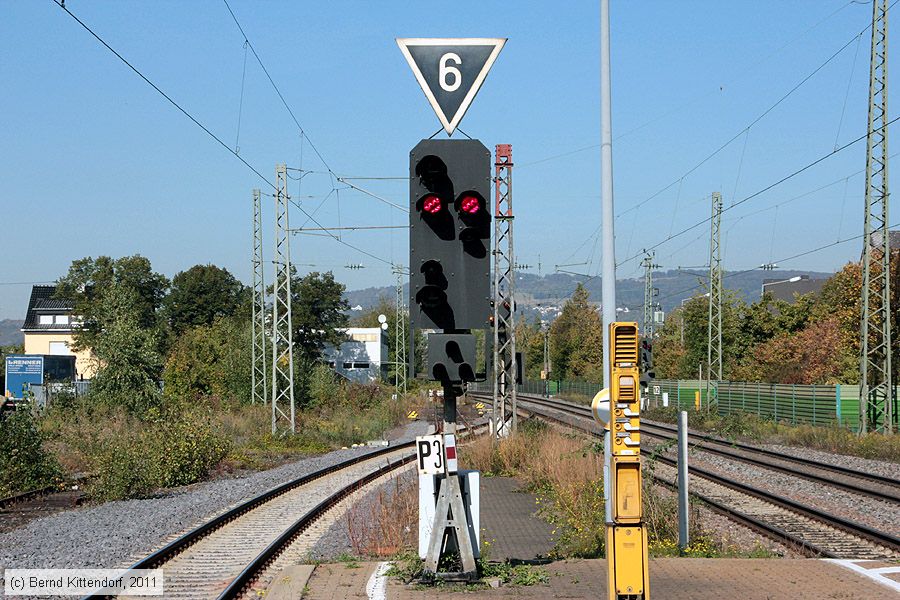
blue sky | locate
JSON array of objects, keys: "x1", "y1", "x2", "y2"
[{"x1": 1, "y1": 1, "x2": 894, "y2": 318}]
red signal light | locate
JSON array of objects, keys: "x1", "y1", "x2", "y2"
[
  {"x1": 422, "y1": 195, "x2": 443, "y2": 214},
  {"x1": 460, "y1": 195, "x2": 481, "y2": 214}
]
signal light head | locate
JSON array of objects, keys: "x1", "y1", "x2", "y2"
[
  {"x1": 460, "y1": 194, "x2": 481, "y2": 214},
  {"x1": 422, "y1": 195, "x2": 443, "y2": 214}
]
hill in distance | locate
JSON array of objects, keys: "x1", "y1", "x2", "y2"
[
  {"x1": 0, "y1": 319, "x2": 24, "y2": 347},
  {"x1": 345, "y1": 269, "x2": 834, "y2": 322}
]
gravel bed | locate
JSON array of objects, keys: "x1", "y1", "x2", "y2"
[
  {"x1": 0, "y1": 435, "x2": 425, "y2": 571},
  {"x1": 677, "y1": 446, "x2": 900, "y2": 536},
  {"x1": 309, "y1": 468, "x2": 418, "y2": 561},
  {"x1": 649, "y1": 484, "x2": 800, "y2": 558},
  {"x1": 760, "y1": 443, "x2": 899, "y2": 480}
]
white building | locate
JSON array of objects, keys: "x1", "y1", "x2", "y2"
[{"x1": 322, "y1": 327, "x2": 389, "y2": 383}]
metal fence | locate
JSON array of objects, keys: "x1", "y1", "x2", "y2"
[
  {"x1": 29, "y1": 381, "x2": 91, "y2": 410},
  {"x1": 472, "y1": 377, "x2": 876, "y2": 431},
  {"x1": 646, "y1": 380, "x2": 869, "y2": 430}
]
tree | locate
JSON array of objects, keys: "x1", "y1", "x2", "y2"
[
  {"x1": 290, "y1": 271, "x2": 350, "y2": 364},
  {"x1": 87, "y1": 286, "x2": 164, "y2": 412},
  {"x1": 516, "y1": 316, "x2": 545, "y2": 380},
  {"x1": 653, "y1": 306, "x2": 687, "y2": 379},
  {"x1": 164, "y1": 264, "x2": 248, "y2": 334},
  {"x1": 56, "y1": 255, "x2": 169, "y2": 354},
  {"x1": 549, "y1": 284, "x2": 604, "y2": 382},
  {"x1": 163, "y1": 317, "x2": 251, "y2": 402},
  {"x1": 736, "y1": 318, "x2": 854, "y2": 384}
]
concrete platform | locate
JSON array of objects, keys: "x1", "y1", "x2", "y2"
[
  {"x1": 479, "y1": 476, "x2": 555, "y2": 561},
  {"x1": 301, "y1": 558, "x2": 898, "y2": 599}
]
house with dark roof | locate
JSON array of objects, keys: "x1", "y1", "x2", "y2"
[{"x1": 21, "y1": 285, "x2": 96, "y2": 379}]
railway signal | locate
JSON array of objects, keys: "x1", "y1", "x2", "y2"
[{"x1": 409, "y1": 139, "x2": 492, "y2": 335}]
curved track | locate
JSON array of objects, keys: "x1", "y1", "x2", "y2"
[{"x1": 86, "y1": 443, "x2": 418, "y2": 600}]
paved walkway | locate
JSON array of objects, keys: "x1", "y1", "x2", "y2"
[
  {"x1": 479, "y1": 476, "x2": 555, "y2": 561},
  {"x1": 301, "y1": 558, "x2": 898, "y2": 599}
]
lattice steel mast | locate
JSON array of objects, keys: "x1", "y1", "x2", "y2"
[
  {"x1": 707, "y1": 192, "x2": 723, "y2": 405},
  {"x1": 271, "y1": 164, "x2": 295, "y2": 434},
  {"x1": 641, "y1": 250, "x2": 659, "y2": 339},
  {"x1": 492, "y1": 144, "x2": 517, "y2": 436},
  {"x1": 393, "y1": 265, "x2": 408, "y2": 396},
  {"x1": 251, "y1": 189, "x2": 267, "y2": 406},
  {"x1": 860, "y1": 0, "x2": 894, "y2": 433}
]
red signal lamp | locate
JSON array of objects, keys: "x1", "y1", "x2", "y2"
[
  {"x1": 459, "y1": 194, "x2": 481, "y2": 214},
  {"x1": 422, "y1": 195, "x2": 443, "y2": 214}
]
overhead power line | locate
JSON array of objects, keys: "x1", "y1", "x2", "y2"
[
  {"x1": 221, "y1": 0, "x2": 334, "y2": 174},
  {"x1": 617, "y1": 114, "x2": 900, "y2": 268},
  {"x1": 53, "y1": 0, "x2": 399, "y2": 267},
  {"x1": 51, "y1": 0, "x2": 275, "y2": 190}
]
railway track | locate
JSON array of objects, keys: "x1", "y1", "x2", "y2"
[
  {"x1": 87, "y1": 423, "x2": 485, "y2": 600},
  {"x1": 469, "y1": 391, "x2": 900, "y2": 559},
  {"x1": 1, "y1": 485, "x2": 86, "y2": 534},
  {"x1": 510, "y1": 393, "x2": 900, "y2": 503},
  {"x1": 84, "y1": 443, "x2": 418, "y2": 600}
]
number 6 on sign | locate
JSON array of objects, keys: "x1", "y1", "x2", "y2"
[
  {"x1": 396, "y1": 38, "x2": 506, "y2": 135},
  {"x1": 439, "y1": 53, "x2": 462, "y2": 91}
]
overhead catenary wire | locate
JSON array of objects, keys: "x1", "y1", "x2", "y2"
[
  {"x1": 654, "y1": 222, "x2": 900, "y2": 306},
  {"x1": 617, "y1": 12, "x2": 880, "y2": 221},
  {"x1": 616, "y1": 114, "x2": 900, "y2": 269},
  {"x1": 52, "y1": 0, "x2": 398, "y2": 268},
  {"x1": 51, "y1": 0, "x2": 275, "y2": 190},
  {"x1": 517, "y1": 2, "x2": 864, "y2": 170},
  {"x1": 221, "y1": 0, "x2": 333, "y2": 174}
]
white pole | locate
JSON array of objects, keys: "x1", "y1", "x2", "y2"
[
  {"x1": 600, "y1": 0, "x2": 616, "y2": 532},
  {"x1": 600, "y1": 0, "x2": 616, "y2": 389}
]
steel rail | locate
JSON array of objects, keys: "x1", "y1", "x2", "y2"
[
  {"x1": 218, "y1": 454, "x2": 416, "y2": 599},
  {"x1": 482, "y1": 392, "x2": 900, "y2": 556},
  {"x1": 483, "y1": 392, "x2": 900, "y2": 502},
  {"x1": 82, "y1": 442, "x2": 415, "y2": 600},
  {"x1": 0, "y1": 485, "x2": 58, "y2": 510}
]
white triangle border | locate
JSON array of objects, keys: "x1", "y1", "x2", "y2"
[{"x1": 396, "y1": 37, "x2": 506, "y2": 135}]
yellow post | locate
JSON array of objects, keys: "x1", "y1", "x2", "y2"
[
  {"x1": 606, "y1": 323, "x2": 649, "y2": 599},
  {"x1": 694, "y1": 390, "x2": 701, "y2": 411}
]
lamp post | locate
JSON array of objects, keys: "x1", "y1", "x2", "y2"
[{"x1": 761, "y1": 276, "x2": 802, "y2": 297}]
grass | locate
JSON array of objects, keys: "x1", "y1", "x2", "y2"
[
  {"x1": 643, "y1": 406, "x2": 900, "y2": 462},
  {"x1": 464, "y1": 417, "x2": 783, "y2": 559}
]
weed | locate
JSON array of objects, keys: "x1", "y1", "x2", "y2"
[
  {"x1": 346, "y1": 473, "x2": 417, "y2": 556},
  {"x1": 385, "y1": 549, "x2": 424, "y2": 582},
  {"x1": 335, "y1": 553, "x2": 360, "y2": 568},
  {"x1": 479, "y1": 561, "x2": 550, "y2": 586}
]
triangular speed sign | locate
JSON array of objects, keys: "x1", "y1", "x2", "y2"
[{"x1": 397, "y1": 38, "x2": 506, "y2": 135}]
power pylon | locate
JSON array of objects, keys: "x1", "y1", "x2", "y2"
[
  {"x1": 707, "y1": 192, "x2": 723, "y2": 407},
  {"x1": 492, "y1": 144, "x2": 517, "y2": 437},
  {"x1": 251, "y1": 189, "x2": 267, "y2": 406},
  {"x1": 393, "y1": 265, "x2": 408, "y2": 396},
  {"x1": 271, "y1": 164, "x2": 295, "y2": 434},
  {"x1": 860, "y1": 0, "x2": 894, "y2": 433},
  {"x1": 641, "y1": 250, "x2": 660, "y2": 338}
]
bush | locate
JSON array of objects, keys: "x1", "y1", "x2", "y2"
[
  {"x1": 0, "y1": 404, "x2": 61, "y2": 496},
  {"x1": 163, "y1": 318, "x2": 250, "y2": 403},
  {"x1": 47, "y1": 402, "x2": 229, "y2": 501}
]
